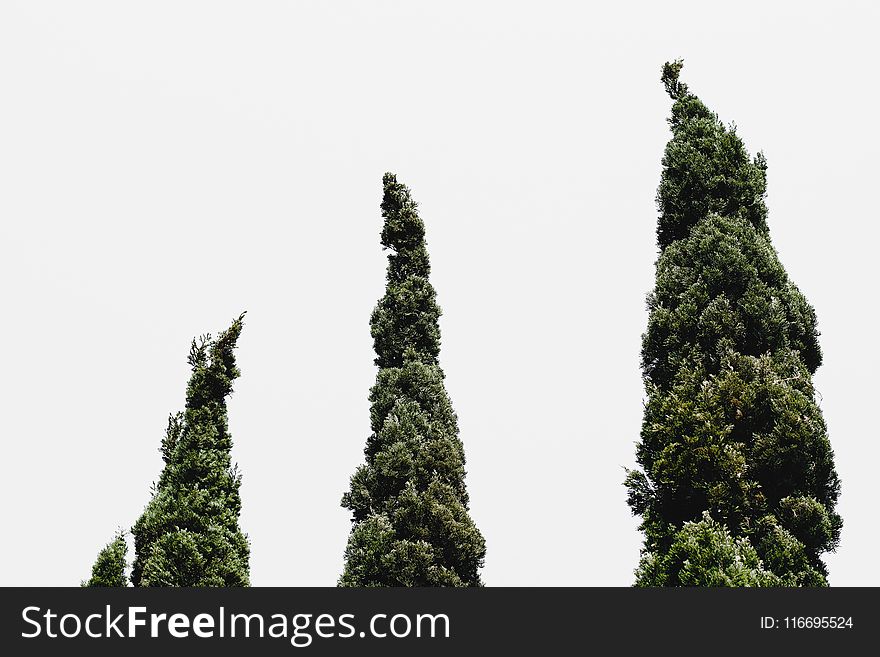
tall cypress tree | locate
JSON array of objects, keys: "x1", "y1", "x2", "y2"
[
  {"x1": 83, "y1": 532, "x2": 128, "y2": 587},
  {"x1": 340, "y1": 173, "x2": 485, "y2": 587},
  {"x1": 625, "y1": 62, "x2": 841, "y2": 586},
  {"x1": 131, "y1": 314, "x2": 249, "y2": 586}
]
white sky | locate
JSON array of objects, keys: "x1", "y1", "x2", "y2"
[{"x1": 1, "y1": 1, "x2": 877, "y2": 587}]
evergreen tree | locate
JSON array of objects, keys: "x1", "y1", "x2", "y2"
[
  {"x1": 340, "y1": 173, "x2": 485, "y2": 587},
  {"x1": 625, "y1": 62, "x2": 841, "y2": 586},
  {"x1": 131, "y1": 314, "x2": 249, "y2": 586},
  {"x1": 83, "y1": 532, "x2": 128, "y2": 587}
]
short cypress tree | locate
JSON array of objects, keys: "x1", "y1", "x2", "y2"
[
  {"x1": 131, "y1": 314, "x2": 249, "y2": 586},
  {"x1": 83, "y1": 532, "x2": 128, "y2": 587},
  {"x1": 625, "y1": 62, "x2": 841, "y2": 586},
  {"x1": 340, "y1": 173, "x2": 485, "y2": 587}
]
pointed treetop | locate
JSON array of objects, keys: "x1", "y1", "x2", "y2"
[
  {"x1": 209, "y1": 311, "x2": 246, "y2": 383},
  {"x1": 655, "y1": 60, "x2": 770, "y2": 248},
  {"x1": 185, "y1": 312, "x2": 246, "y2": 409},
  {"x1": 371, "y1": 174, "x2": 439, "y2": 368},
  {"x1": 83, "y1": 531, "x2": 128, "y2": 587},
  {"x1": 381, "y1": 172, "x2": 426, "y2": 256},
  {"x1": 661, "y1": 59, "x2": 687, "y2": 99}
]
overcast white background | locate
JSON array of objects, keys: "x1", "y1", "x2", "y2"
[{"x1": 1, "y1": 1, "x2": 877, "y2": 587}]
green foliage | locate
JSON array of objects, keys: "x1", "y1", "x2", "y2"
[
  {"x1": 635, "y1": 513, "x2": 780, "y2": 587},
  {"x1": 130, "y1": 315, "x2": 250, "y2": 587},
  {"x1": 627, "y1": 62, "x2": 841, "y2": 586},
  {"x1": 371, "y1": 174, "x2": 441, "y2": 369},
  {"x1": 643, "y1": 214, "x2": 822, "y2": 388},
  {"x1": 340, "y1": 173, "x2": 485, "y2": 587},
  {"x1": 82, "y1": 532, "x2": 128, "y2": 587},
  {"x1": 656, "y1": 59, "x2": 769, "y2": 249}
]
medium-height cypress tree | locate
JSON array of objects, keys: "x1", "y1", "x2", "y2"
[
  {"x1": 83, "y1": 532, "x2": 128, "y2": 587},
  {"x1": 625, "y1": 62, "x2": 841, "y2": 586},
  {"x1": 131, "y1": 314, "x2": 249, "y2": 586},
  {"x1": 340, "y1": 173, "x2": 485, "y2": 587}
]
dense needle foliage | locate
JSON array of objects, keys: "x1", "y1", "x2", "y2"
[
  {"x1": 130, "y1": 315, "x2": 250, "y2": 586},
  {"x1": 340, "y1": 173, "x2": 485, "y2": 586},
  {"x1": 625, "y1": 62, "x2": 841, "y2": 586},
  {"x1": 82, "y1": 532, "x2": 128, "y2": 587}
]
